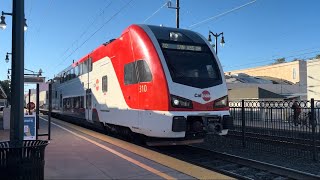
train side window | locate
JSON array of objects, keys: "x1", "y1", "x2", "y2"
[
  {"x1": 79, "y1": 63, "x2": 83, "y2": 76},
  {"x1": 71, "y1": 68, "x2": 75, "y2": 79},
  {"x1": 80, "y1": 96, "x2": 84, "y2": 108},
  {"x1": 102, "y1": 76, "x2": 108, "y2": 92},
  {"x1": 88, "y1": 58, "x2": 93, "y2": 72},
  {"x1": 64, "y1": 71, "x2": 67, "y2": 82},
  {"x1": 136, "y1": 60, "x2": 152, "y2": 82},
  {"x1": 75, "y1": 65, "x2": 79, "y2": 77},
  {"x1": 86, "y1": 94, "x2": 92, "y2": 109},
  {"x1": 124, "y1": 62, "x2": 138, "y2": 85},
  {"x1": 60, "y1": 94, "x2": 62, "y2": 108},
  {"x1": 83, "y1": 60, "x2": 88, "y2": 74}
]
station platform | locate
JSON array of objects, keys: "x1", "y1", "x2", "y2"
[{"x1": 0, "y1": 112, "x2": 231, "y2": 179}]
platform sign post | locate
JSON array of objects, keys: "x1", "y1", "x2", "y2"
[{"x1": 24, "y1": 115, "x2": 37, "y2": 140}]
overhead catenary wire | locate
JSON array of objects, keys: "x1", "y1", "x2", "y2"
[
  {"x1": 57, "y1": 0, "x2": 113, "y2": 61},
  {"x1": 189, "y1": 0, "x2": 257, "y2": 29},
  {"x1": 143, "y1": 1, "x2": 168, "y2": 23},
  {"x1": 26, "y1": 0, "x2": 54, "y2": 49},
  {"x1": 55, "y1": 0, "x2": 134, "y2": 68}
]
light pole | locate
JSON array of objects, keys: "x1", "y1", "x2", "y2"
[
  {"x1": 208, "y1": 31, "x2": 225, "y2": 55},
  {"x1": 0, "y1": 1, "x2": 25, "y2": 146},
  {"x1": 167, "y1": 0, "x2": 180, "y2": 28}
]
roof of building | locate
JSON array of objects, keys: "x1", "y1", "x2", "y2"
[
  {"x1": 225, "y1": 73, "x2": 293, "y2": 85},
  {"x1": 228, "y1": 86, "x2": 285, "y2": 100}
]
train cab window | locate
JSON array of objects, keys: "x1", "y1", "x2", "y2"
[
  {"x1": 124, "y1": 62, "x2": 138, "y2": 85},
  {"x1": 102, "y1": 76, "x2": 108, "y2": 92},
  {"x1": 136, "y1": 60, "x2": 152, "y2": 82}
]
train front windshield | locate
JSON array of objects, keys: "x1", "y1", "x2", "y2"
[{"x1": 161, "y1": 42, "x2": 222, "y2": 88}]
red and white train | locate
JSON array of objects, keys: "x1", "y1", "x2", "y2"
[{"x1": 50, "y1": 24, "x2": 233, "y2": 145}]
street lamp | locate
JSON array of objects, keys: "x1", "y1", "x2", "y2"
[
  {"x1": 0, "y1": 11, "x2": 28, "y2": 31},
  {"x1": 5, "y1": 52, "x2": 12, "y2": 63},
  {"x1": 208, "y1": 31, "x2": 225, "y2": 55}
]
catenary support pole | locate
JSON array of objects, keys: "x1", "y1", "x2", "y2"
[{"x1": 176, "y1": 0, "x2": 180, "y2": 28}]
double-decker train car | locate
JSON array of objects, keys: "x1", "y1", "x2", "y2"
[{"x1": 50, "y1": 24, "x2": 233, "y2": 145}]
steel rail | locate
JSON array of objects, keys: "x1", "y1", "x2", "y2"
[{"x1": 187, "y1": 146, "x2": 320, "y2": 180}]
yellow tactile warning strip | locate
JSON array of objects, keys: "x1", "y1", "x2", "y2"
[{"x1": 41, "y1": 117, "x2": 232, "y2": 180}]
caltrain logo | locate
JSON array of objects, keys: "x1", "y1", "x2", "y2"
[
  {"x1": 202, "y1": 90, "x2": 211, "y2": 101},
  {"x1": 95, "y1": 79, "x2": 99, "y2": 91},
  {"x1": 194, "y1": 90, "x2": 211, "y2": 101}
]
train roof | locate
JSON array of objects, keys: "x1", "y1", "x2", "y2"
[
  {"x1": 55, "y1": 24, "x2": 206, "y2": 77},
  {"x1": 144, "y1": 24, "x2": 205, "y2": 44}
]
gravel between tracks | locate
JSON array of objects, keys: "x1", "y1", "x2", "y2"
[{"x1": 195, "y1": 135, "x2": 320, "y2": 176}]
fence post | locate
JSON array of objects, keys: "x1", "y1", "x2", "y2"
[
  {"x1": 242, "y1": 100, "x2": 246, "y2": 148},
  {"x1": 311, "y1": 98, "x2": 317, "y2": 161}
]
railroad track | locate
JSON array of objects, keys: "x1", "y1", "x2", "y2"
[{"x1": 152, "y1": 145, "x2": 320, "y2": 180}]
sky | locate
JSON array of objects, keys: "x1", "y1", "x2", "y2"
[{"x1": 0, "y1": 0, "x2": 320, "y2": 92}]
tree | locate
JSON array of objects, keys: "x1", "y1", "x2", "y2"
[
  {"x1": 0, "y1": 80, "x2": 11, "y2": 104},
  {"x1": 272, "y1": 57, "x2": 286, "y2": 65},
  {"x1": 315, "y1": 54, "x2": 320, "y2": 59}
]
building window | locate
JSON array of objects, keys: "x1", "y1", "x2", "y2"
[
  {"x1": 102, "y1": 76, "x2": 108, "y2": 92},
  {"x1": 293, "y1": 68, "x2": 296, "y2": 79}
]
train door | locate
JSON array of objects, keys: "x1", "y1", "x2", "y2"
[{"x1": 86, "y1": 89, "x2": 93, "y2": 122}]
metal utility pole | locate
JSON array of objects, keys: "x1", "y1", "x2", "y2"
[
  {"x1": 176, "y1": 0, "x2": 179, "y2": 28},
  {"x1": 168, "y1": 0, "x2": 180, "y2": 28},
  {"x1": 10, "y1": 0, "x2": 25, "y2": 146}
]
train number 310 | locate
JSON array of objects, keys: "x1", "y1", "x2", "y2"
[{"x1": 139, "y1": 85, "x2": 147, "y2": 93}]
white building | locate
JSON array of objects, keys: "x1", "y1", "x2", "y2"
[{"x1": 307, "y1": 58, "x2": 320, "y2": 100}]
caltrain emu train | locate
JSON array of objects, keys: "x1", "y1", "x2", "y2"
[{"x1": 50, "y1": 24, "x2": 233, "y2": 145}]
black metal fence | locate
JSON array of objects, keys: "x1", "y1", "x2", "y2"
[{"x1": 211, "y1": 99, "x2": 320, "y2": 161}]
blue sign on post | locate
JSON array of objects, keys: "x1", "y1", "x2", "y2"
[{"x1": 24, "y1": 115, "x2": 36, "y2": 140}]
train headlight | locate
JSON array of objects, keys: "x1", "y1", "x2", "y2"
[
  {"x1": 214, "y1": 96, "x2": 229, "y2": 109},
  {"x1": 173, "y1": 99, "x2": 180, "y2": 106},
  {"x1": 171, "y1": 95, "x2": 193, "y2": 109}
]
